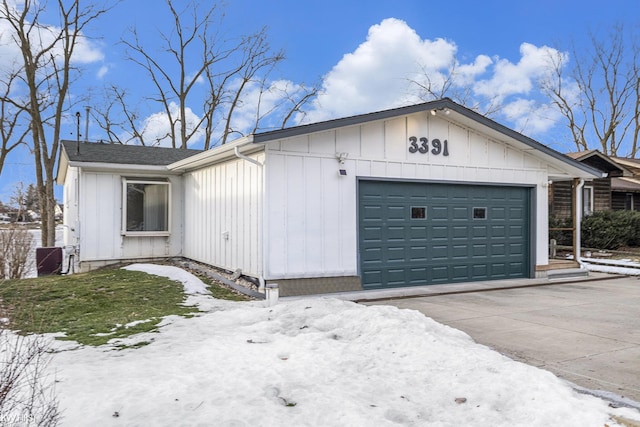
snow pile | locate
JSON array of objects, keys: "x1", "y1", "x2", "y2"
[
  {"x1": 123, "y1": 263, "x2": 210, "y2": 294},
  {"x1": 43, "y1": 264, "x2": 638, "y2": 426},
  {"x1": 582, "y1": 257, "x2": 640, "y2": 276}
]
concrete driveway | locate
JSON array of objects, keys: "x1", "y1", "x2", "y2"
[{"x1": 360, "y1": 275, "x2": 640, "y2": 405}]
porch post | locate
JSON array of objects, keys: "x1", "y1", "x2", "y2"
[{"x1": 572, "y1": 178, "x2": 584, "y2": 262}]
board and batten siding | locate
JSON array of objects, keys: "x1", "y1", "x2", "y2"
[
  {"x1": 264, "y1": 113, "x2": 554, "y2": 280},
  {"x1": 77, "y1": 171, "x2": 183, "y2": 263},
  {"x1": 182, "y1": 153, "x2": 264, "y2": 277},
  {"x1": 62, "y1": 167, "x2": 80, "y2": 250}
]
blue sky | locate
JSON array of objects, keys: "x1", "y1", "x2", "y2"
[{"x1": 1, "y1": 0, "x2": 638, "y2": 202}]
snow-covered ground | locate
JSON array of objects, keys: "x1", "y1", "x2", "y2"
[{"x1": 9, "y1": 264, "x2": 633, "y2": 426}]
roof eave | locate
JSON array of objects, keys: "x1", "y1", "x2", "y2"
[
  {"x1": 67, "y1": 161, "x2": 175, "y2": 174},
  {"x1": 168, "y1": 135, "x2": 259, "y2": 171}
]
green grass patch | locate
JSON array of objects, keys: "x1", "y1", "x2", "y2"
[{"x1": 0, "y1": 267, "x2": 247, "y2": 347}]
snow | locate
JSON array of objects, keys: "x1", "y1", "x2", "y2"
[
  {"x1": 4, "y1": 263, "x2": 639, "y2": 426},
  {"x1": 581, "y1": 257, "x2": 640, "y2": 276},
  {"x1": 123, "y1": 263, "x2": 210, "y2": 295}
]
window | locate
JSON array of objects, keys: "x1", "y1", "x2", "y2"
[
  {"x1": 582, "y1": 186, "x2": 594, "y2": 217},
  {"x1": 411, "y1": 207, "x2": 426, "y2": 219},
  {"x1": 122, "y1": 179, "x2": 170, "y2": 235},
  {"x1": 473, "y1": 207, "x2": 487, "y2": 219},
  {"x1": 626, "y1": 193, "x2": 635, "y2": 211}
]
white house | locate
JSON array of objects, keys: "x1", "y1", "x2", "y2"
[{"x1": 56, "y1": 99, "x2": 603, "y2": 296}]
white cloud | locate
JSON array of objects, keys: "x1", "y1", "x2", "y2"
[
  {"x1": 139, "y1": 102, "x2": 204, "y2": 147},
  {"x1": 473, "y1": 43, "x2": 565, "y2": 101},
  {"x1": 0, "y1": 2, "x2": 104, "y2": 75},
  {"x1": 304, "y1": 18, "x2": 460, "y2": 123},
  {"x1": 96, "y1": 65, "x2": 109, "y2": 79},
  {"x1": 129, "y1": 19, "x2": 573, "y2": 147},
  {"x1": 502, "y1": 98, "x2": 562, "y2": 135},
  {"x1": 298, "y1": 20, "x2": 571, "y2": 140}
]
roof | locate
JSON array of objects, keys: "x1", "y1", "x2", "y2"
[
  {"x1": 251, "y1": 98, "x2": 604, "y2": 179},
  {"x1": 611, "y1": 157, "x2": 640, "y2": 176},
  {"x1": 565, "y1": 150, "x2": 628, "y2": 177},
  {"x1": 611, "y1": 177, "x2": 640, "y2": 192},
  {"x1": 61, "y1": 140, "x2": 202, "y2": 166}
]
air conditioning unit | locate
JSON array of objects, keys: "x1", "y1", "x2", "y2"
[{"x1": 36, "y1": 247, "x2": 63, "y2": 276}]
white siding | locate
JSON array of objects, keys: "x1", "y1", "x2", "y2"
[
  {"x1": 78, "y1": 172, "x2": 183, "y2": 262},
  {"x1": 62, "y1": 167, "x2": 79, "y2": 249},
  {"x1": 264, "y1": 112, "x2": 554, "y2": 280},
  {"x1": 182, "y1": 153, "x2": 264, "y2": 277}
]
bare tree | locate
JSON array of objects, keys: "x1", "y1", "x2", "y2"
[
  {"x1": 97, "y1": 0, "x2": 317, "y2": 149},
  {"x1": 542, "y1": 23, "x2": 640, "y2": 156},
  {"x1": 0, "y1": 71, "x2": 30, "y2": 177},
  {"x1": 411, "y1": 61, "x2": 503, "y2": 117},
  {"x1": 0, "y1": 0, "x2": 109, "y2": 246}
]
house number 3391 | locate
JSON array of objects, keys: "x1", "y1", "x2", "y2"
[{"x1": 408, "y1": 136, "x2": 449, "y2": 156}]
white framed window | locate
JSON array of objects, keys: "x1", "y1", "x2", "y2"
[
  {"x1": 582, "y1": 186, "x2": 594, "y2": 217},
  {"x1": 122, "y1": 178, "x2": 171, "y2": 236}
]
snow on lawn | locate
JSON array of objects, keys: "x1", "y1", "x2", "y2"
[{"x1": 40, "y1": 264, "x2": 640, "y2": 426}]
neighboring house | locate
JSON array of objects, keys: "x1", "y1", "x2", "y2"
[
  {"x1": 609, "y1": 157, "x2": 640, "y2": 211},
  {"x1": 56, "y1": 99, "x2": 602, "y2": 296},
  {"x1": 549, "y1": 151, "x2": 640, "y2": 218},
  {"x1": 550, "y1": 150, "x2": 629, "y2": 219}
]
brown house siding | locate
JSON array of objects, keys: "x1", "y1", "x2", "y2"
[
  {"x1": 592, "y1": 178, "x2": 611, "y2": 212},
  {"x1": 550, "y1": 181, "x2": 573, "y2": 219},
  {"x1": 612, "y1": 192, "x2": 640, "y2": 211},
  {"x1": 550, "y1": 178, "x2": 610, "y2": 219}
]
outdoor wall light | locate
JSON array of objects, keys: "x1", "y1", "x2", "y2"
[
  {"x1": 336, "y1": 152, "x2": 348, "y2": 176},
  {"x1": 430, "y1": 108, "x2": 450, "y2": 116}
]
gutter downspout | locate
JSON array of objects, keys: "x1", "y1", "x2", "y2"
[
  {"x1": 575, "y1": 178, "x2": 586, "y2": 269},
  {"x1": 233, "y1": 144, "x2": 268, "y2": 295},
  {"x1": 234, "y1": 146, "x2": 264, "y2": 167}
]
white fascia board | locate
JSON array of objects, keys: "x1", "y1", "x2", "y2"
[
  {"x1": 168, "y1": 135, "x2": 262, "y2": 172},
  {"x1": 56, "y1": 152, "x2": 70, "y2": 185},
  {"x1": 67, "y1": 161, "x2": 176, "y2": 175}
]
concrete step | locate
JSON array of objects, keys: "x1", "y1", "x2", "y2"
[{"x1": 547, "y1": 268, "x2": 589, "y2": 280}]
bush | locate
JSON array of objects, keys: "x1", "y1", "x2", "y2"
[
  {"x1": 581, "y1": 210, "x2": 640, "y2": 250},
  {"x1": 0, "y1": 329, "x2": 60, "y2": 426},
  {"x1": 0, "y1": 225, "x2": 34, "y2": 279}
]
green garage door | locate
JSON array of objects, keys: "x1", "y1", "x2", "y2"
[{"x1": 358, "y1": 180, "x2": 531, "y2": 289}]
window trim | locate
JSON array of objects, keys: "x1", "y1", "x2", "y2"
[
  {"x1": 472, "y1": 207, "x2": 487, "y2": 220},
  {"x1": 582, "y1": 185, "x2": 594, "y2": 217},
  {"x1": 121, "y1": 178, "x2": 171, "y2": 236}
]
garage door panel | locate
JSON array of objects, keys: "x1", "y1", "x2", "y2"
[
  {"x1": 432, "y1": 226, "x2": 448, "y2": 239},
  {"x1": 431, "y1": 206, "x2": 448, "y2": 220},
  {"x1": 472, "y1": 226, "x2": 487, "y2": 238},
  {"x1": 359, "y1": 181, "x2": 530, "y2": 290},
  {"x1": 431, "y1": 245, "x2": 448, "y2": 260},
  {"x1": 452, "y1": 244, "x2": 469, "y2": 258},
  {"x1": 453, "y1": 207, "x2": 468, "y2": 219},
  {"x1": 452, "y1": 225, "x2": 468, "y2": 239}
]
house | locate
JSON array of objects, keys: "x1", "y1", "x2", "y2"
[
  {"x1": 56, "y1": 99, "x2": 602, "y2": 296},
  {"x1": 550, "y1": 150, "x2": 629, "y2": 219},
  {"x1": 549, "y1": 150, "x2": 640, "y2": 219},
  {"x1": 609, "y1": 157, "x2": 640, "y2": 211}
]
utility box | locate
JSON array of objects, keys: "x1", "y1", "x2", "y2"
[{"x1": 36, "y1": 247, "x2": 63, "y2": 276}]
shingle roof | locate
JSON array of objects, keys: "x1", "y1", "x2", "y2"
[{"x1": 61, "y1": 140, "x2": 203, "y2": 166}]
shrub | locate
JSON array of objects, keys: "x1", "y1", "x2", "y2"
[
  {"x1": 0, "y1": 329, "x2": 60, "y2": 426},
  {"x1": 581, "y1": 210, "x2": 640, "y2": 250},
  {"x1": 0, "y1": 225, "x2": 34, "y2": 280}
]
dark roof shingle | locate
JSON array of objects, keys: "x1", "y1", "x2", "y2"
[{"x1": 61, "y1": 140, "x2": 202, "y2": 166}]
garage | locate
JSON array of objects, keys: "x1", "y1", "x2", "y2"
[{"x1": 359, "y1": 179, "x2": 532, "y2": 289}]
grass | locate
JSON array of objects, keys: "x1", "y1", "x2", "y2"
[{"x1": 0, "y1": 267, "x2": 248, "y2": 347}]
